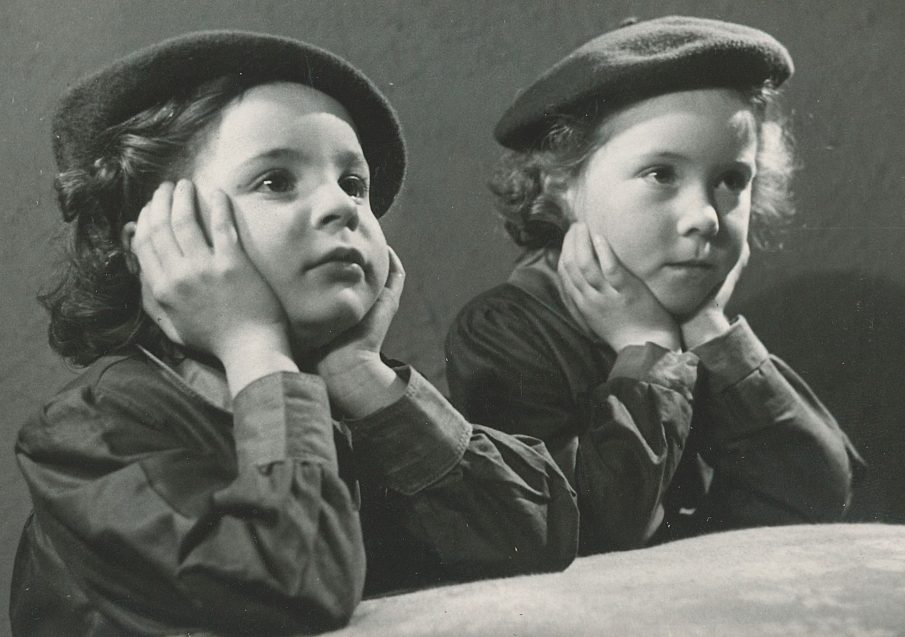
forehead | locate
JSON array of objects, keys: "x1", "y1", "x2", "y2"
[
  {"x1": 201, "y1": 81, "x2": 362, "y2": 160},
  {"x1": 595, "y1": 88, "x2": 758, "y2": 157}
]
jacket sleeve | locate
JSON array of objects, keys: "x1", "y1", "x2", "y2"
[
  {"x1": 445, "y1": 302, "x2": 698, "y2": 553},
  {"x1": 683, "y1": 317, "x2": 864, "y2": 529},
  {"x1": 16, "y1": 369, "x2": 365, "y2": 636},
  {"x1": 346, "y1": 365, "x2": 579, "y2": 579}
]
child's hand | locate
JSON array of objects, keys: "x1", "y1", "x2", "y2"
[
  {"x1": 314, "y1": 247, "x2": 407, "y2": 418},
  {"x1": 557, "y1": 222, "x2": 680, "y2": 352},
  {"x1": 680, "y1": 242, "x2": 750, "y2": 348},
  {"x1": 130, "y1": 181, "x2": 296, "y2": 392}
]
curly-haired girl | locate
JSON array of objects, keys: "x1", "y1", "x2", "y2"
[
  {"x1": 446, "y1": 16, "x2": 863, "y2": 555},
  {"x1": 12, "y1": 31, "x2": 578, "y2": 637}
]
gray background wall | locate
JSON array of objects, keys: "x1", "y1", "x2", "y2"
[{"x1": 1, "y1": 1, "x2": 903, "y2": 633}]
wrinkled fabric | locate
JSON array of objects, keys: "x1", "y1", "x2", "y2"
[
  {"x1": 12, "y1": 350, "x2": 578, "y2": 636},
  {"x1": 446, "y1": 275, "x2": 863, "y2": 556}
]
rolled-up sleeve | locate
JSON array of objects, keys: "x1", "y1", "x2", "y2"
[
  {"x1": 578, "y1": 344, "x2": 698, "y2": 550},
  {"x1": 16, "y1": 367, "x2": 365, "y2": 636},
  {"x1": 691, "y1": 317, "x2": 865, "y2": 526},
  {"x1": 346, "y1": 365, "x2": 579, "y2": 578},
  {"x1": 446, "y1": 294, "x2": 698, "y2": 554}
]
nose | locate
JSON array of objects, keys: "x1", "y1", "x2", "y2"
[
  {"x1": 311, "y1": 183, "x2": 360, "y2": 231},
  {"x1": 676, "y1": 188, "x2": 719, "y2": 238}
]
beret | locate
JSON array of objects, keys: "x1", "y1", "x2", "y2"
[
  {"x1": 495, "y1": 15, "x2": 794, "y2": 150},
  {"x1": 52, "y1": 30, "x2": 405, "y2": 217}
]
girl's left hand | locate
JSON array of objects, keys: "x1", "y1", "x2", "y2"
[
  {"x1": 680, "y1": 242, "x2": 750, "y2": 348},
  {"x1": 314, "y1": 247, "x2": 407, "y2": 417}
]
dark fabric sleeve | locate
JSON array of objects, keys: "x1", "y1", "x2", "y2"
[
  {"x1": 15, "y1": 369, "x2": 365, "y2": 636},
  {"x1": 446, "y1": 297, "x2": 697, "y2": 553},
  {"x1": 684, "y1": 317, "x2": 865, "y2": 528},
  {"x1": 346, "y1": 366, "x2": 579, "y2": 580}
]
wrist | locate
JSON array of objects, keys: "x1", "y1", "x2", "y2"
[
  {"x1": 218, "y1": 327, "x2": 298, "y2": 397},
  {"x1": 610, "y1": 328, "x2": 681, "y2": 352},
  {"x1": 681, "y1": 308, "x2": 732, "y2": 349},
  {"x1": 320, "y1": 355, "x2": 407, "y2": 418}
]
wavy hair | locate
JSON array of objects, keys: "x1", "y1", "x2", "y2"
[
  {"x1": 489, "y1": 85, "x2": 797, "y2": 252},
  {"x1": 41, "y1": 75, "x2": 252, "y2": 366}
]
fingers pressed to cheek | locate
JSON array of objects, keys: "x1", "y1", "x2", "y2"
[
  {"x1": 560, "y1": 226, "x2": 596, "y2": 296},
  {"x1": 740, "y1": 242, "x2": 751, "y2": 267},
  {"x1": 573, "y1": 224, "x2": 606, "y2": 289},
  {"x1": 208, "y1": 190, "x2": 240, "y2": 254},
  {"x1": 146, "y1": 182, "x2": 183, "y2": 260},
  {"x1": 386, "y1": 246, "x2": 405, "y2": 284},
  {"x1": 171, "y1": 180, "x2": 209, "y2": 256},
  {"x1": 592, "y1": 232, "x2": 625, "y2": 289}
]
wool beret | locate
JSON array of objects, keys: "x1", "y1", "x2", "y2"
[
  {"x1": 495, "y1": 15, "x2": 794, "y2": 150},
  {"x1": 52, "y1": 30, "x2": 405, "y2": 217}
]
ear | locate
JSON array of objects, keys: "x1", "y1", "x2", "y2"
[{"x1": 120, "y1": 222, "x2": 140, "y2": 274}]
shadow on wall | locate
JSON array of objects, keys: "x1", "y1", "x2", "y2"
[{"x1": 735, "y1": 270, "x2": 905, "y2": 524}]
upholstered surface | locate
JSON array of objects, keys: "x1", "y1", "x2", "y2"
[{"x1": 326, "y1": 524, "x2": 905, "y2": 636}]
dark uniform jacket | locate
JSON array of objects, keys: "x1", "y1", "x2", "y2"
[
  {"x1": 446, "y1": 254, "x2": 863, "y2": 555},
  {"x1": 12, "y1": 348, "x2": 578, "y2": 636}
]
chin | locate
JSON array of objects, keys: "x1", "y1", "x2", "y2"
[
  {"x1": 655, "y1": 291, "x2": 710, "y2": 319},
  {"x1": 289, "y1": 300, "x2": 374, "y2": 350}
]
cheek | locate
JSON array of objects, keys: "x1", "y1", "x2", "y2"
[
  {"x1": 582, "y1": 193, "x2": 663, "y2": 270},
  {"x1": 723, "y1": 207, "x2": 751, "y2": 257}
]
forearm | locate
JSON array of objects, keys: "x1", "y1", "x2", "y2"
[
  {"x1": 692, "y1": 318, "x2": 860, "y2": 523},
  {"x1": 319, "y1": 354, "x2": 407, "y2": 419},
  {"x1": 348, "y1": 366, "x2": 579, "y2": 577},
  {"x1": 681, "y1": 307, "x2": 732, "y2": 349},
  {"x1": 219, "y1": 327, "x2": 298, "y2": 397},
  {"x1": 18, "y1": 372, "x2": 367, "y2": 634},
  {"x1": 577, "y1": 343, "x2": 697, "y2": 550}
]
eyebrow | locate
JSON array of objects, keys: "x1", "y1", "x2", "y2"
[
  {"x1": 634, "y1": 151, "x2": 755, "y2": 167},
  {"x1": 237, "y1": 147, "x2": 368, "y2": 169},
  {"x1": 634, "y1": 151, "x2": 690, "y2": 163}
]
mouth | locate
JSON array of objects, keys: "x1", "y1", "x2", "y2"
[
  {"x1": 310, "y1": 246, "x2": 367, "y2": 270},
  {"x1": 666, "y1": 259, "x2": 715, "y2": 270}
]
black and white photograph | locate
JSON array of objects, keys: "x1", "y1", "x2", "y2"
[{"x1": 1, "y1": 1, "x2": 904, "y2": 635}]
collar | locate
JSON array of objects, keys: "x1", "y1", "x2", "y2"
[
  {"x1": 508, "y1": 248, "x2": 569, "y2": 318},
  {"x1": 508, "y1": 248, "x2": 606, "y2": 344}
]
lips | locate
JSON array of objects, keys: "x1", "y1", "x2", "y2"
[
  {"x1": 666, "y1": 258, "x2": 715, "y2": 269},
  {"x1": 309, "y1": 246, "x2": 366, "y2": 270}
]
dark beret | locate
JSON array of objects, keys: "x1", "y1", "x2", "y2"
[
  {"x1": 495, "y1": 15, "x2": 794, "y2": 150},
  {"x1": 52, "y1": 30, "x2": 405, "y2": 217}
]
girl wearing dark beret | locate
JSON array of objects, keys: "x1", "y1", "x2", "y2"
[
  {"x1": 11, "y1": 31, "x2": 578, "y2": 636},
  {"x1": 446, "y1": 16, "x2": 863, "y2": 555}
]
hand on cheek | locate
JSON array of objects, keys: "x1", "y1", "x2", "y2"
[
  {"x1": 680, "y1": 242, "x2": 750, "y2": 348},
  {"x1": 557, "y1": 222, "x2": 680, "y2": 352},
  {"x1": 128, "y1": 179, "x2": 296, "y2": 395},
  {"x1": 315, "y1": 246, "x2": 407, "y2": 418}
]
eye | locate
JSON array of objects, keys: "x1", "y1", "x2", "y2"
[
  {"x1": 717, "y1": 169, "x2": 753, "y2": 193},
  {"x1": 641, "y1": 166, "x2": 678, "y2": 186},
  {"x1": 339, "y1": 174, "x2": 369, "y2": 200},
  {"x1": 254, "y1": 170, "x2": 295, "y2": 194}
]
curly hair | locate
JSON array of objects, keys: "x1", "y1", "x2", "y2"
[
  {"x1": 41, "y1": 75, "x2": 254, "y2": 366},
  {"x1": 489, "y1": 85, "x2": 796, "y2": 252}
]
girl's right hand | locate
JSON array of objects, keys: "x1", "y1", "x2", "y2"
[
  {"x1": 557, "y1": 222, "x2": 680, "y2": 352},
  {"x1": 129, "y1": 181, "x2": 297, "y2": 392}
]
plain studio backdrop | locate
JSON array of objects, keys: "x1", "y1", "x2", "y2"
[{"x1": 1, "y1": 1, "x2": 903, "y2": 633}]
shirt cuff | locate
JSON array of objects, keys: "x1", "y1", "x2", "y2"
[
  {"x1": 344, "y1": 365, "x2": 472, "y2": 496},
  {"x1": 607, "y1": 342, "x2": 698, "y2": 399},
  {"x1": 232, "y1": 371, "x2": 337, "y2": 469},
  {"x1": 691, "y1": 317, "x2": 769, "y2": 393}
]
